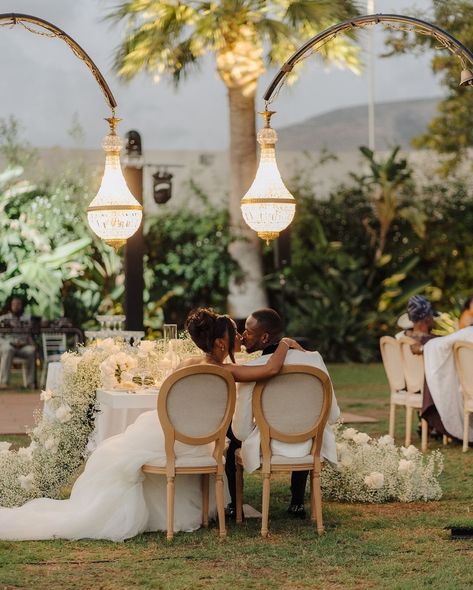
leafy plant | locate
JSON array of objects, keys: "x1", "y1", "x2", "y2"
[{"x1": 144, "y1": 194, "x2": 240, "y2": 330}]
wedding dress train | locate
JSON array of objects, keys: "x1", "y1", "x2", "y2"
[{"x1": 0, "y1": 411, "x2": 218, "y2": 541}]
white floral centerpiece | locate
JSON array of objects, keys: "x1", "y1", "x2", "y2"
[
  {"x1": 321, "y1": 425, "x2": 444, "y2": 502},
  {"x1": 0, "y1": 336, "x2": 201, "y2": 508}
]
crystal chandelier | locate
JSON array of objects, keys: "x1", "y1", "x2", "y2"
[
  {"x1": 87, "y1": 117, "x2": 143, "y2": 249},
  {"x1": 241, "y1": 111, "x2": 296, "y2": 244}
]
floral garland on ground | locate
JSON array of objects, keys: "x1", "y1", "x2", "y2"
[
  {"x1": 0, "y1": 344, "x2": 444, "y2": 507},
  {"x1": 0, "y1": 337, "x2": 199, "y2": 507},
  {"x1": 321, "y1": 425, "x2": 444, "y2": 502}
]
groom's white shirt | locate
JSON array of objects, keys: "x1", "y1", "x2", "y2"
[{"x1": 232, "y1": 349, "x2": 340, "y2": 473}]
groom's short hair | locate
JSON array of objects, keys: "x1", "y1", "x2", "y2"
[{"x1": 251, "y1": 308, "x2": 283, "y2": 339}]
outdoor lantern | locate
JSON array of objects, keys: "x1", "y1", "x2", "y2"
[
  {"x1": 153, "y1": 169, "x2": 173, "y2": 204},
  {"x1": 87, "y1": 117, "x2": 143, "y2": 250},
  {"x1": 460, "y1": 69, "x2": 473, "y2": 86},
  {"x1": 240, "y1": 110, "x2": 296, "y2": 244}
]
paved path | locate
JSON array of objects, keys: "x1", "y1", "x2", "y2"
[
  {"x1": 0, "y1": 391, "x2": 376, "y2": 435},
  {"x1": 0, "y1": 391, "x2": 41, "y2": 434}
]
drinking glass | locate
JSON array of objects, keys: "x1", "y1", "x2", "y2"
[{"x1": 163, "y1": 324, "x2": 177, "y2": 343}]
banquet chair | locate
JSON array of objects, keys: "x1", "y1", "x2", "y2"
[
  {"x1": 453, "y1": 341, "x2": 473, "y2": 452},
  {"x1": 41, "y1": 333, "x2": 67, "y2": 387},
  {"x1": 380, "y1": 336, "x2": 407, "y2": 439},
  {"x1": 399, "y1": 336, "x2": 428, "y2": 451},
  {"x1": 235, "y1": 365, "x2": 332, "y2": 537},
  {"x1": 141, "y1": 365, "x2": 236, "y2": 541}
]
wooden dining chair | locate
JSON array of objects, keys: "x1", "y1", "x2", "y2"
[
  {"x1": 141, "y1": 365, "x2": 236, "y2": 540},
  {"x1": 235, "y1": 365, "x2": 332, "y2": 537},
  {"x1": 453, "y1": 341, "x2": 473, "y2": 452},
  {"x1": 380, "y1": 336, "x2": 407, "y2": 439},
  {"x1": 399, "y1": 336, "x2": 428, "y2": 451}
]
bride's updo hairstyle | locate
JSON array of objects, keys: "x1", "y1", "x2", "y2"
[{"x1": 185, "y1": 308, "x2": 236, "y2": 363}]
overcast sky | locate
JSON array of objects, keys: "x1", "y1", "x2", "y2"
[{"x1": 0, "y1": 0, "x2": 441, "y2": 150}]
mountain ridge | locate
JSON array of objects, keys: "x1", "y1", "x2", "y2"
[{"x1": 277, "y1": 97, "x2": 441, "y2": 152}]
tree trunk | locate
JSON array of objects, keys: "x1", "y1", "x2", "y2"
[{"x1": 226, "y1": 85, "x2": 268, "y2": 318}]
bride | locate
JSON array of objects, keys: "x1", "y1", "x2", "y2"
[{"x1": 0, "y1": 308, "x2": 302, "y2": 541}]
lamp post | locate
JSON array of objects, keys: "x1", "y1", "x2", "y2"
[
  {"x1": 123, "y1": 131, "x2": 144, "y2": 331},
  {"x1": 242, "y1": 13, "x2": 473, "y2": 243},
  {"x1": 0, "y1": 13, "x2": 142, "y2": 249}
]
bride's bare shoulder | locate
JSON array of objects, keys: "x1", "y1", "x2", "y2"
[{"x1": 176, "y1": 356, "x2": 206, "y2": 369}]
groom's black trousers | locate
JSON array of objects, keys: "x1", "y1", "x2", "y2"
[{"x1": 226, "y1": 426, "x2": 309, "y2": 507}]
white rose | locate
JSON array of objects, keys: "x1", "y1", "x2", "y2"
[
  {"x1": 44, "y1": 437, "x2": 59, "y2": 453},
  {"x1": 398, "y1": 459, "x2": 415, "y2": 474},
  {"x1": 18, "y1": 446, "x2": 34, "y2": 458},
  {"x1": 98, "y1": 338, "x2": 119, "y2": 353},
  {"x1": 40, "y1": 389, "x2": 54, "y2": 402},
  {"x1": 401, "y1": 445, "x2": 419, "y2": 460},
  {"x1": 336, "y1": 442, "x2": 347, "y2": 454},
  {"x1": 100, "y1": 363, "x2": 116, "y2": 377},
  {"x1": 138, "y1": 340, "x2": 155, "y2": 354},
  {"x1": 0, "y1": 441, "x2": 11, "y2": 452},
  {"x1": 378, "y1": 435, "x2": 395, "y2": 446},
  {"x1": 342, "y1": 427, "x2": 358, "y2": 441},
  {"x1": 352, "y1": 432, "x2": 371, "y2": 445},
  {"x1": 18, "y1": 473, "x2": 35, "y2": 491},
  {"x1": 55, "y1": 405, "x2": 72, "y2": 423},
  {"x1": 364, "y1": 472, "x2": 385, "y2": 489},
  {"x1": 340, "y1": 451, "x2": 354, "y2": 467}
]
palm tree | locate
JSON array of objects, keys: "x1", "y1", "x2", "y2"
[{"x1": 108, "y1": 0, "x2": 361, "y2": 317}]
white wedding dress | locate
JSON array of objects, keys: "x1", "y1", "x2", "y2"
[{"x1": 0, "y1": 411, "x2": 218, "y2": 541}]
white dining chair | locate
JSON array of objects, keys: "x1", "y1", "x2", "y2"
[
  {"x1": 453, "y1": 341, "x2": 473, "y2": 452},
  {"x1": 399, "y1": 336, "x2": 428, "y2": 451},
  {"x1": 41, "y1": 333, "x2": 67, "y2": 387},
  {"x1": 380, "y1": 336, "x2": 407, "y2": 439}
]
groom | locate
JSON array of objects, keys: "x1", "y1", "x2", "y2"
[{"x1": 226, "y1": 308, "x2": 340, "y2": 519}]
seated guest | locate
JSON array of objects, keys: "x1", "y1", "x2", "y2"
[
  {"x1": 403, "y1": 295, "x2": 448, "y2": 438},
  {"x1": 232, "y1": 308, "x2": 340, "y2": 519},
  {"x1": 405, "y1": 295, "x2": 438, "y2": 352},
  {"x1": 459, "y1": 295, "x2": 473, "y2": 329},
  {"x1": 0, "y1": 296, "x2": 35, "y2": 389}
]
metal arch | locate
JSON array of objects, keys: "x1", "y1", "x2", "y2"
[
  {"x1": 0, "y1": 12, "x2": 117, "y2": 111},
  {"x1": 263, "y1": 13, "x2": 473, "y2": 104}
]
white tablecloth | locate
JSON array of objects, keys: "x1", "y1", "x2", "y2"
[
  {"x1": 424, "y1": 326, "x2": 473, "y2": 441},
  {"x1": 91, "y1": 388, "x2": 159, "y2": 448},
  {"x1": 44, "y1": 362, "x2": 159, "y2": 448},
  {"x1": 45, "y1": 361, "x2": 63, "y2": 391}
]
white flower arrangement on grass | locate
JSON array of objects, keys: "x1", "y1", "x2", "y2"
[
  {"x1": 0, "y1": 337, "x2": 200, "y2": 508},
  {"x1": 322, "y1": 425, "x2": 444, "y2": 503}
]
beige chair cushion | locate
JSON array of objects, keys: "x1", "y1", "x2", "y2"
[
  {"x1": 145, "y1": 455, "x2": 218, "y2": 468},
  {"x1": 167, "y1": 373, "x2": 229, "y2": 437},
  {"x1": 391, "y1": 390, "x2": 407, "y2": 404},
  {"x1": 271, "y1": 454, "x2": 313, "y2": 466},
  {"x1": 261, "y1": 373, "x2": 324, "y2": 435},
  {"x1": 406, "y1": 392, "x2": 422, "y2": 408}
]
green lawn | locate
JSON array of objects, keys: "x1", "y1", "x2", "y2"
[{"x1": 1, "y1": 363, "x2": 473, "y2": 590}]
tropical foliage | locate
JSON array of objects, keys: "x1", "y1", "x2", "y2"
[
  {"x1": 144, "y1": 191, "x2": 239, "y2": 330},
  {"x1": 384, "y1": 0, "x2": 473, "y2": 174},
  {"x1": 264, "y1": 146, "x2": 473, "y2": 361}
]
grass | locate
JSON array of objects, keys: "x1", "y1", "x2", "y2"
[{"x1": 1, "y1": 363, "x2": 473, "y2": 590}]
